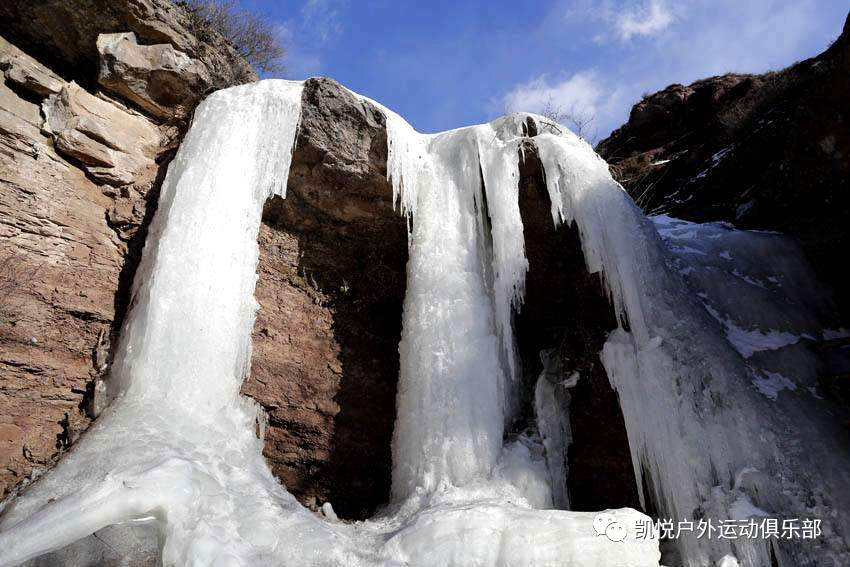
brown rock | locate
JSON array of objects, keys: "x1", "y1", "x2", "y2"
[
  {"x1": 0, "y1": 36, "x2": 63, "y2": 98},
  {"x1": 0, "y1": 83, "x2": 41, "y2": 129},
  {"x1": 0, "y1": 103, "x2": 139, "y2": 499},
  {"x1": 0, "y1": 34, "x2": 162, "y2": 503},
  {"x1": 42, "y1": 82, "x2": 161, "y2": 185},
  {"x1": 242, "y1": 78, "x2": 408, "y2": 519},
  {"x1": 0, "y1": 90, "x2": 44, "y2": 153},
  {"x1": 0, "y1": 0, "x2": 256, "y2": 93},
  {"x1": 97, "y1": 32, "x2": 212, "y2": 119}
]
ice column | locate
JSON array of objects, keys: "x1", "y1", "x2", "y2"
[
  {"x1": 389, "y1": 124, "x2": 507, "y2": 499},
  {"x1": 0, "y1": 80, "x2": 357, "y2": 567}
]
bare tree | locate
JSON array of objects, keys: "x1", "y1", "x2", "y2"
[
  {"x1": 178, "y1": 0, "x2": 286, "y2": 75},
  {"x1": 540, "y1": 96, "x2": 598, "y2": 144}
]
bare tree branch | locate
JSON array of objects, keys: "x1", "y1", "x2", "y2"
[
  {"x1": 178, "y1": 0, "x2": 286, "y2": 75},
  {"x1": 539, "y1": 96, "x2": 598, "y2": 145}
]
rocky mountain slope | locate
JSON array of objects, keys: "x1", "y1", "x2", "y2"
[{"x1": 598, "y1": 11, "x2": 850, "y2": 315}]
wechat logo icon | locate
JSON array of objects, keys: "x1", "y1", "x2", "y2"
[{"x1": 594, "y1": 512, "x2": 628, "y2": 542}]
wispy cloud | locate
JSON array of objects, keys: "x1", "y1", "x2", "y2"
[
  {"x1": 301, "y1": 0, "x2": 345, "y2": 45},
  {"x1": 274, "y1": 0, "x2": 348, "y2": 78},
  {"x1": 560, "y1": 0, "x2": 676, "y2": 43},
  {"x1": 530, "y1": 0, "x2": 841, "y2": 139},
  {"x1": 616, "y1": 0, "x2": 674, "y2": 40}
]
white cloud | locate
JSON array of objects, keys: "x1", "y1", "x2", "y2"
[
  {"x1": 500, "y1": 69, "x2": 639, "y2": 141},
  {"x1": 499, "y1": 71, "x2": 631, "y2": 142},
  {"x1": 616, "y1": 0, "x2": 674, "y2": 40},
  {"x1": 502, "y1": 71, "x2": 603, "y2": 119}
]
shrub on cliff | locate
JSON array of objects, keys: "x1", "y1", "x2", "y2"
[{"x1": 177, "y1": 0, "x2": 285, "y2": 75}]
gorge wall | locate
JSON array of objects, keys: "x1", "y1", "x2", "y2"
[{"x1": 10, "y1": 0, "x2": 845, "y2": 538}]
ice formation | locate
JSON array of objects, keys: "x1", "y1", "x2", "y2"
[
  {"x1": 2, "y1": 76, "x2": 849, "y2": 567},
  {"x1": 530, "y1": 135, "x2": 850, "y2": 565},
  {"x1": 0, "y1": 81, "x2": 658, "y2": 566}
]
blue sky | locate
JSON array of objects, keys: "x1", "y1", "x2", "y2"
[{"x1": 243, "y1": 0, "x2": 847, "y2": 139}]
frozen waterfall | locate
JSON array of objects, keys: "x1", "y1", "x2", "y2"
[
  {"x1": 1, "y1": 77, "x2": 848, "y2": 567},
  {"x1": 0, "y1": 80, "x2": 658, "y2": 566}
]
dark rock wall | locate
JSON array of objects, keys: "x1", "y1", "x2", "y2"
[
  {"x1": 598, "y1": 11, "x2": 850, "y2": 316},
  {"x1": 0, "y1": 0, "x2": 256, "y2": 92},
  {"x1": 515, "y1": 144, "x2": 641, "y2": 512},
  {"x1": 242, "y1": 79, "x2": 408, "y2": 519}
]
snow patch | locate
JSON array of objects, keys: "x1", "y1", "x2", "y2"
[
  {"x1": 702, "y1": 302, "x2": 806, "y2": 358},
  {"x1": 752, "y1": 371, "x2": 797, "y2": 401}
]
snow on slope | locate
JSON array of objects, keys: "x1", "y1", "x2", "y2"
[{"x1": 0, "y1": 80, "x2": 658, "y2": 567}]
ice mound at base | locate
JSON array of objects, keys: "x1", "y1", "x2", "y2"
[{"x1": 0, "y1": 80, "x2": 658, "y2": 566}]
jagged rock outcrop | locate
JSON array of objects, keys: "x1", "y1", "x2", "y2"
[
  {"x1": 0, "y1": 0, "x2": 256, "y2": 93},
  {"x1": 598, "y1": 11, "x2": 850, "y2": 314},
  {"x1": 0, "y1": 38, "x2": 63, "y2": 99},
  {"x1": 42, "y1": 82, "x2": 162, "y2": 185},
  {"x1": 97, "y1": 32, "x2": 213, "y2": 119},
  {"x1": 0, "y1": 0, "x2": 252, "y2": 502}
]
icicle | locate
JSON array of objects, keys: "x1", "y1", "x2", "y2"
[
  {"x1": 389, "y1": 124, "x2": 506, "y2": 499},
  {"x1": 476, "y1": 124, "x2": 527, "y2": 407}
]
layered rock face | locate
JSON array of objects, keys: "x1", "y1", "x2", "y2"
[
  {"x1": 0, "y1": 0, "x2": 256, "y2": 97},
  {"x1": 0, "y1": 0, "x2": 251, "y2": 501},
  {"x1": 598, "y1": 12, "x2": 850, "y2": 314}
]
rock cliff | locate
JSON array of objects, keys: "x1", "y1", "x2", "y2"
[
  {"x1": 598, "y1": 11, "x2": 850, "y2": 314},
  {"x1": 13, "y1": 0, "x2": 840, "y2": 535}
]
